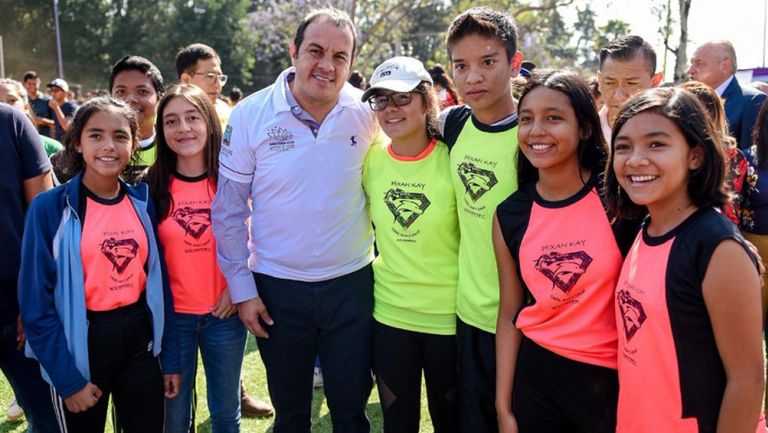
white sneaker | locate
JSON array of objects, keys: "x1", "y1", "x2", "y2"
[
  {"x1": 7, "y1": 399, "x2": 23, "y2": 420},
  {"x1": 313, "y1": 367, "x2": 324, "y2": 388}
]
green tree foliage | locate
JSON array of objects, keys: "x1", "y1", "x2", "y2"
[
  {"x1": 2, "y1": 0, "x2": 254, "y2": 94},
  {"x1": 1, "y1": 0, "x2": 632, "y2": 94}
]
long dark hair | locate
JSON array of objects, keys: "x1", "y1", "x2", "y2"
[
  {"x1": 604, "y1": 87, "x2": 727, "y2": 220},
  {"x1": 147, "y1": 84, "x2": 222, "y2": 220},
  {"x1": 56, "y1": 97, "x2": 140, "y2": 180},
  {"x1": 417, "y1": 81, "x2": 441, "y2": 139},
  {"x1": 515, "y1": 69, "x2": 607, "y2": 187}
]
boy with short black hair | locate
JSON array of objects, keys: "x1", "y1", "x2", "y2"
[
  {"x1": 439, "y1": 7, "x2": 523, "y2": 433},
  {"x1": 110, "y1": 55, "x2": 164, "y2": 169},
  {"x1": 108, "y1": 55, "x2": 164, "y2": 182},
  {"x1": 23, "y1": 70, "x2": 55, "y2": 138},
  {"x1": 176, "y1": 43, "x2": 231, "y2": 125}
]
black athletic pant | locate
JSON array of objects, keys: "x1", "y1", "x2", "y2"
[
  {"x1": 372, "y1": 320, "x2": 458, "y2": 433},
  {"x1": 456, "y1": 318, "x2": 497, "y2": 433},
  {"x1": 57, "y1": 300, "x2": 164, "y2": 433},
  {"x1": 513, "y1": 336, "x2": 618, "y2": 433}
]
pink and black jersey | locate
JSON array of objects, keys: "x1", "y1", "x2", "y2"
[
  {"x1": 616, "y1": 207, "x2": 763, "y2": 433},
  {"x1": 157, "y1": 173, "x2": 226, "y2": 314},
  {"x1": 80, "y1": 186, "x2": 148, "y2": 311},
  {"x1": 497, "y1": 175, "x2": 630, "y2": 369}
]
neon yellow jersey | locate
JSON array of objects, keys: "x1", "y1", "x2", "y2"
[
  {"x1": 134, "y1": 143, "x2": 156, "y2": 167},
  {"x1": 215, "y1": 99, "x2": 231, "y2": 127},
  {"x1": 448, "y1": 112, "x2": 518, "y2": 333},
  {"x1": 363, "y1": 138, "x2": 459, "y2": 335}
]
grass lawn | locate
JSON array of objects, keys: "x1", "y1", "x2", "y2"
[{"x1": 0, "y1": 337, "x2": 435, "y2": 432}]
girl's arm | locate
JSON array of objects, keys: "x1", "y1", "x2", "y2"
[
  {"x1": 493, "y1": 214, "x2": 525, "y2": 433},
  {"x1": 18, "y1": 198, "x2": 89, "y2": 398},
  {"x1": 703, "y1": 239, "x2": 765, "y2": 433}
]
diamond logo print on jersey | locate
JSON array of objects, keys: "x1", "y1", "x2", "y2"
[
  {"x1": 384, "y1": 188, "x2": 431, "y2": 229},
  {"x1": 534, "y1": 251, "x2": 593, "y2": 293},
  {"x1": 617, "y1": 290, "x2": 647, "y2": 342},
  {"x1": 171, "y1": 207, "x2": 212, "y2": 240},
  {"x1": 100, "y1": 237, "x2": 140, "y2": 274},
  {"x1": 457, "y1": 162, "x2": 498, "y2": 201}
]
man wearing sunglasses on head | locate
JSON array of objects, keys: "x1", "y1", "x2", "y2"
[{"x1": 177, "y1": 43, "x2": 232, "y2": 126}]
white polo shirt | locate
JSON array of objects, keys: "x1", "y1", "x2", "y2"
[{"x1": 219, "y1": 67, "x2": 379, "y2": 282}]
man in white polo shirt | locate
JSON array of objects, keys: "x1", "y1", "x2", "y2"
[{"x1": 211, "y1": 7, "x2": 380, "y2": 433}]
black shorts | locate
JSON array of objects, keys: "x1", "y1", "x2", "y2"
[{"x1": 513, "y1": 336, "x2": 618, "y2": 433}]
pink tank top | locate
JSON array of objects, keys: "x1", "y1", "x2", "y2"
[
  {"x1": 497, "y1": 176, "x2": 623, "y2": 368},
  {"x1": 616, "y1": 208, "x2": 765, "y2": 433}
]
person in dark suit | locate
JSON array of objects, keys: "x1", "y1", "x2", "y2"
[{"x1": 689, "y1": 40, "x2": 767, "y2": 149}]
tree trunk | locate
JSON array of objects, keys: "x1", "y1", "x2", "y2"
[{"x1": 674, "y1": 0, "x2": 692, "y2": 83}]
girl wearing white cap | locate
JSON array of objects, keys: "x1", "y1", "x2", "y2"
[{"x1": 362, "y1": 57, "x2": 459, "y2": 433}]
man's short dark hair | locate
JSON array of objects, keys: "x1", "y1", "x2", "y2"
[
  {"x1": 348, "y1": 71, "x2": 365, "y2": 89},
  {"x1": 446, "y1": 7, "x2": 518, "y2": 61},
  {"x1": 175, "y1": 43, "x2": 221, "y2": 78},
  {"x1": 229, "y1": 87, "x2": 243, "y2": 104},
  {"x1": 23, "y1": 71, "x2": 39, "y2": 82},
  {"x1": 293, "y1": 8, "x2": 357, "y2": 64},
  {"x1": 599, "y1": 35, "x2": 657, "y2": 77},
  {"x1": 109, "y1": 55, "x2": 165, "y2": 95}
]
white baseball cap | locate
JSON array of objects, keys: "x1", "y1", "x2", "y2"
[
  {"x1": 47, "y1": 78, "x2": 69, "y2": 93},
  {"x1": 361, "y1": 56, "x2": 432, "y2": 102}
]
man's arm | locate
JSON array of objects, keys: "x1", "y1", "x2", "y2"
[
  {"x1": 29, "y1": 109, "x2": 55, "y2": 128},
  {"x1": 35, "y1": 117, "x2": 55, "y2": 128},
  {"x1": 49, "y1": 100, "x2": 71, "y2": 132},
  {"x1": 211, "y1": 177, "x2": 274, "y2": 338},
  {"x1": 23, "y1": 172, "x2": 53, "y2": 205},
  {"x1": 211, "y1": 177, "x2": 258, "y2": 303},
  {"x1": 15, "y1": 106, "x2": 53, "y2": 202}
]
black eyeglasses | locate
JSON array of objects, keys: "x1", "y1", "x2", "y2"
[{"x1": 367, "y1": 92, "x2": 416, "y2": 111}]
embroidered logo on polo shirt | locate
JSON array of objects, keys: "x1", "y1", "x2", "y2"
[
  {"x1": 171, "y1": 206, "x2": 212, "y2": 240},
  {"x1": 384, "y1": 188, "x2": 431, "y2": 229},
  {"x1": 267, "y1": 126, "x2": 295, "y2": 152},
  {"x1": 534, "y1": 250, "x2": 593, "y2": 293},
  {"x1": 457, "y1": 162, "x2": 498, "y2": 201},
  {"x1": 100, "y1": 237, "x2": 140, "y2": 274},
  {"x1": 617, "y1": 289, "x2": 647, "y2": 342}
]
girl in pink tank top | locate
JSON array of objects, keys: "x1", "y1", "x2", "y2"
[
  {"x1": 495, "y1": 70, "x2": 632, "y2": 433},
  {"x1": 604, "y1": 87, "x2": 765, "y2": 433}
]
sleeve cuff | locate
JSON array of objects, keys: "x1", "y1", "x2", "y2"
[
  {"x1": 57, "y1": 375, "x2": 89, "y2": 399},
  {"x1": 228, "y1": 273, "x2": 259, "y2": 303}
]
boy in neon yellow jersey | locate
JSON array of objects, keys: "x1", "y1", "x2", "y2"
[
  {"x1": 362, "y1": 56, "x2": 459, "y2": 432},
  {"x1": 439, "y1": 7, "x2": 523, "y2": 433},
  {"x1": 110, "y1": 55, "x2": 163, "y2": 183}
]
